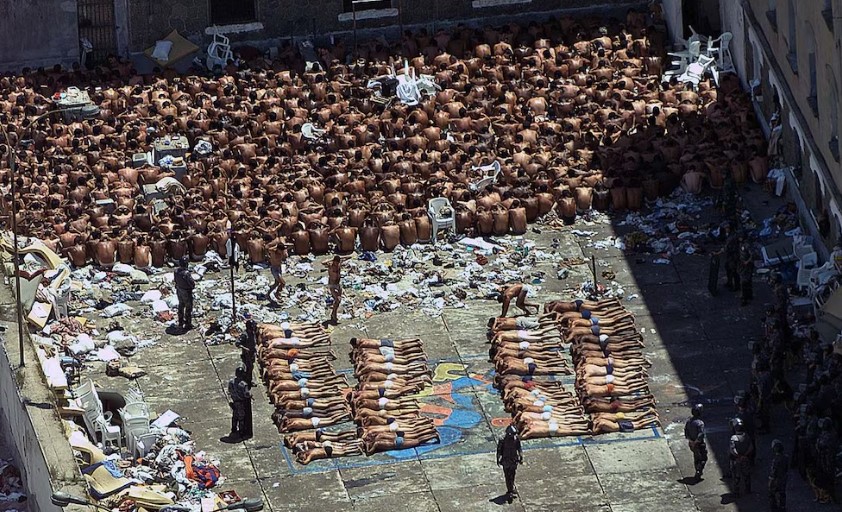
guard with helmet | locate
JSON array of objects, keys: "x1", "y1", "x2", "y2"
[
  {"x1": 174, "y1": 256, "x2": 195, "y2": 331},
  {"x1": 729, "y1": 417, "x2": 755, "y2": 496},
  {"x1": 684, "y1": 403, "x2": 707, "y2": 480}
]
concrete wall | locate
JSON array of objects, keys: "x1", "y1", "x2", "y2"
[
  {"x1": 0, "y1": 273, "x2": 85, "y2": 512},
  {"x1": 0, "y1": 0, "x2": 79, "y2": 72},
  {"x1": 730, "y1": 0, "x2": 842, "y2": 250},
  {"x1": 126, "y1": 0, "x2": 647, "y2": 52}
]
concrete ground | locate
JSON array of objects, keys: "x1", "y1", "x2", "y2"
[{"x1": 75, "y1": 182, "x2": 833, "y2": 512}]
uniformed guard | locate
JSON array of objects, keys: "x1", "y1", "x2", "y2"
[
  {"x1": 734, "y1": 391, "x2": 757, "y2": 465},
  {"x1": 174, "y1": 256, "x2": 195, "y2": 331},
  {"x1": 684, "y1": 404, "x2": 707, "y2": 481},
  {"x1": 723, "y1": 222, "x2": 741, "y2": 291},
  {"x1": 227, "y1": 366, "x2": 252, "y2": 441},
  {"x1": 496, "y1": 424, "x2": 523, "y2": 503},
  {"x1": 768, "y1": 439, "x2": 788, "y2": 512},
  {"x1": 236, "y1": 313, "x2": 258, "y2": 386},
  {"x1": 729, "y1": 418, "x2": 754, "y2": 497},
  {"x1": 738, "y1": 238, "x2": 754, "y2": 306}
]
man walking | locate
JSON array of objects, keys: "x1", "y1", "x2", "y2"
[
  {"x1": 227, "y1": 366, "x2": 252, "y2": 441},
  {"x1": 322, "y1": 255, "x2": 345, "y2": 324},
  {"x1": 174, "y1": 256, "x2": 195, "y2": 332},
  {"x1": 769, "y1": 439, "x2": 788, "y2": 512},
  {"x1": 684, "y1": 404, "x2": 707, "y2": 481},
  {"x1": 497, "y1": 425, "x2": 523, "y2": 503}
]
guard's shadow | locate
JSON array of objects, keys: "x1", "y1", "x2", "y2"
[
  {"x1": 489, "y1": 494, "x2": 510, "y2": 505},
  {"x1": 677, "y1": 476, "x2": 702, "y2": 486}
]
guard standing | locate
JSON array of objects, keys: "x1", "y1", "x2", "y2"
[
  {"x1": 496, "y1": 425, "x2": 523, "y2": 503},
  {"x1": 729, "y1": 418, "x2": 754, "y2": 497},
  {"x1": 768, "y1": 439, "x2": 788, "y2": 512},
  {"x1": 174, "y1": 256, "x2": 195, "y2": 331},
  {"x1": 684, "y1": 403, "x2": 707, "y2": 480},
  {"x1": 723, "y1": 223, "x2": 741, "y2": 291},
  {"x1": 734, "y1": 391, "x2": 757, "y2": 465},
  {"x1": 739, "y1": 238, "x2": 754, "y2": 306},
  {"x1": 227, "y1": 366, "x2": 252, "y2": 441},
  {"x1": 236, "y1": 314, "x2": 258, "y2": 386}
]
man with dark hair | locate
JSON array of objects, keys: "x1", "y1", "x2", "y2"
[
  {"x1": 174, "y1": 256, "x2": 195, "y2": 331},
  {"x1": 498, "y1": 283, "x2": 540, "y2": 317},
  {"x1": 496, "y1": 425, "x2": 523, "y2": 503}
]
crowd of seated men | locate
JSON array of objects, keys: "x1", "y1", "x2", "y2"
[
  {"x1": 0, "y1": 3, "x2": 763, "y2": 266},
  {"x1": 548, "y1": 298, "x2": 659, "y2": 434},
  {"x1": 349, "y1": 337, "x2": 440, "y2": 454}
]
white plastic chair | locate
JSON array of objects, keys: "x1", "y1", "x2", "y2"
[
  {"x1": 809, "y1": 262, "x2": 839, "y2": 298},
  {"x1": 679, "y1": 55, "x2": 715, "y2": 89},
  {"x1": 133, "y1": 432, "x2": 159, "y2": 458},
  {"x1": 469, "y1": 161, "x2": 502, "y2": 192},
  {"x1": 706, "y1": 32, "x2": 734, "y2": 72},
  {"x1": 428, "y1": 198, "x2": 456, "y2": 243},
  {"x1": 94, "y1": 415, "x2": 122, "y2": 449},
  {"x1": 206, "y1": 34, "x2": 233, "y2": 71},
  {"x1": 796, "y1": 252, "x2": 819, "y2": 290},
  {"x1": 666, "y1": 40, "x2": 701, "y2": 78}
]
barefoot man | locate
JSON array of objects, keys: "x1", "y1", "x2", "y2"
[
  {"x1": 322, "y1": 255, "x2": 349, "y2": 324},
  {"x1": 498, "y1": 283, "x2": 540, "y2": 317},
  {"x1": 267, "y1": 238, "x2": 288, "y2": 302}
]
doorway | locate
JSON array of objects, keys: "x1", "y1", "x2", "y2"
[{"x1": 77, "y1": 0, "x2": 118, "y2": 67}]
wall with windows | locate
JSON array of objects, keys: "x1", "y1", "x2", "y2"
[
  {"x1": 726, "y1": 0, "x2": 842, "y2": 249},
  {"x1": 126, "y1": 0, "x2": 647, "y2": 54}
]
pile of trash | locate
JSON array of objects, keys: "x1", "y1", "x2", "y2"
[
  {"x1": 65, "y1": 408, "x2": 239, "y2": 510},
  {"x1": 0, "y1": 459, "x2": 26, "y2": 511},
  {"x1": 614, "y1": 191, "x2": 723, "y2": 262}
]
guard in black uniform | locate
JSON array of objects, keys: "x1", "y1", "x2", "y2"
[
  {"x1": 768, "y1": 439, "x2": 788, "y2": 512},
  {"x1": 496, "y1": 425, "x2": 523, "y2": 502},
  {"x1": 227, "y1": 366, "x2": 252, "y2": 440},
  {"x1": 237, "y1": 313, "x2": 258, "y2": 386},
  {"x1": 729, "y1": 418, "x2": 754, "y2": 497},
  {"x1": 174, "y1": 256, "x2": 195, "y2": 331},
  {"x1": 684, "y1": 404, "x2": 707, "y2": 481}
]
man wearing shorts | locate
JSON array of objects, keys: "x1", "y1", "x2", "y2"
[{"x1": 267, "y1": 238, "x2": 288, "y2": 302}]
